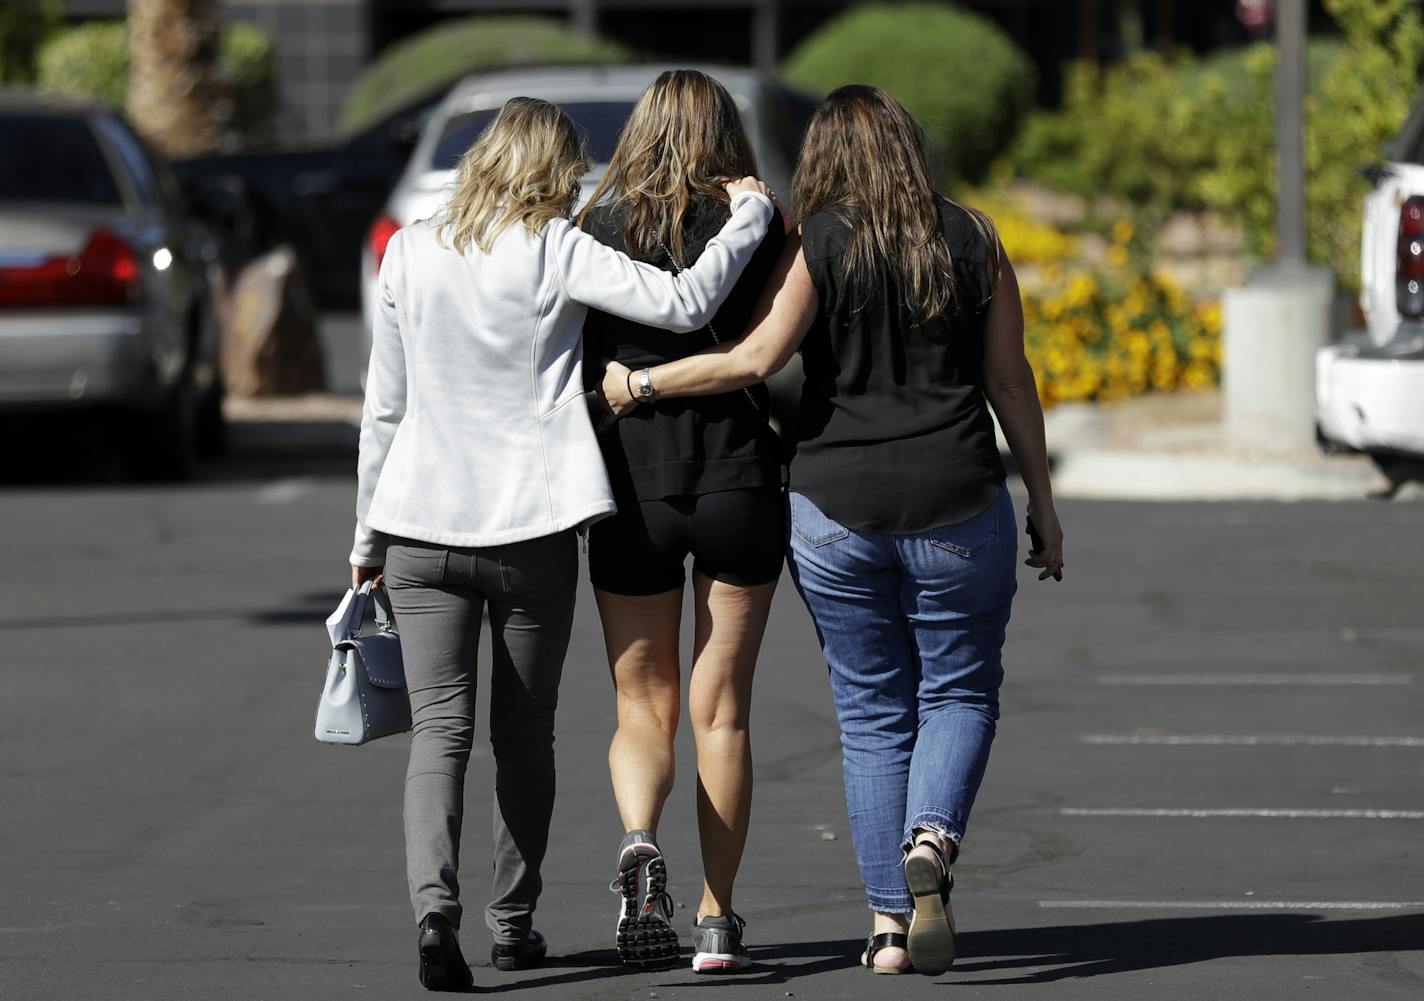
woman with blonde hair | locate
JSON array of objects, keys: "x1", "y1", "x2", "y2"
[
  {"x1": 604, "y1": 85, "x2": 1064, "y2": 976},
  {"x1": 348, "y1": 95, "x2": 773, "y2": 992},
  {"x1": 577, "y1": 69, "x2": 788, "y2": 974}
]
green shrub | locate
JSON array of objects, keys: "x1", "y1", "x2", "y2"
[
  {"x1": 1196, "y1": 0, "x2": 1423, "y2": 288},
  {"x1": 781, "y1": 2, "x2": 1035, "y2": 184},
  {"x1": 222, "y1": 21, "x2": 278, "y2": 143},
  {"x1": 0, "y1": 0, "x2": 60, "y2": 83},
  {"x1": 1008, "y1": 41, "x2": 1343, "y2": 216},
  {"x1": 35, "y1": 20, "x2": 279, "y2": 141},
  {"x1": 1007, "y1": 0, "x2": 1422, "y2": 290},
  {"x1": 35, "y1": 22, "x2": 128, "y2": 107},
  {"x1": 340, "y1": 16, "x2": 631, "y2": 134}
]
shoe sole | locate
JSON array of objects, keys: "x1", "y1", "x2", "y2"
[
  {"x1": 615, "y1": 851, "x2": 679, "y2": 969},
  {"x1": 904, "y1": 854, "x2": 957, "y2": 976},
  {"x1": 692, "y1": 952, "x2": 750, "y2": 974},
  {"x1": 418, "y1": 939, "x2": 473, "y2": 992}
]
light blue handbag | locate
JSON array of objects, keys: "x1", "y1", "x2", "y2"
[{"x1": 315, "y1": 581, "x2": 411, "y2": 745}]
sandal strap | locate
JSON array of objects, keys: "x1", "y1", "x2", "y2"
[{"x1": 864, "y1": 931, "x2": 909, "y2": 969}]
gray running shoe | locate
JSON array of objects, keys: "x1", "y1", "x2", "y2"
[
  {"x1": 610, "y1": 829, "x2": 678, "y2": 968},
  {"x1": 691, "y1": 912, "x2": 751, "y2": 973}
]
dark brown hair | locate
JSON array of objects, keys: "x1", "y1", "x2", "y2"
[{"x1": 793, "y1": 85, "x2": 1000, "y2": 324}]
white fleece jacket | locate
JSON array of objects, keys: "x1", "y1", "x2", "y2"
[{"x1": 350, "y1": 191, "x2": 774, "y2": 565}]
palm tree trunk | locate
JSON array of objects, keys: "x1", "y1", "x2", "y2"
[{"x1": 127, "y1": 0, "x2": 225, "y2": 156}]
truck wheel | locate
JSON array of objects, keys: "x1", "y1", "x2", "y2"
[{"x1": 126, "y1": 370, "x2": 198, "y2": 481}]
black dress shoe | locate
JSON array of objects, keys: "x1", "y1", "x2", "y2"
[
  {"x1": 417, "y1": 913, "x2": 473, "y2": 992},
  {"x1": 491, "y1": 929, "x2": 547, "y2": 971}
]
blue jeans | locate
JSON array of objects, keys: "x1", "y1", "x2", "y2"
[{"x1": 787, "y1": 487, "x2": 1017, "y2": 914}]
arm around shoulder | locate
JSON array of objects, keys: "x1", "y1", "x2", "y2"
[
  {"x1": 603, "y1": 233, "x2": 817, "y2": 405},
  {"x1": 553, "y1": 193, "x2": 773, "y2": 332}
]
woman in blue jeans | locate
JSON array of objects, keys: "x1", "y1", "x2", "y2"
[{"x1": 602, "y1": 85, "x2": 1064, "y2": 976}]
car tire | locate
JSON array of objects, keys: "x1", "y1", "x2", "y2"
[
  {"x1": 126, "y1": 369, "x2": 199, "y2": 481},
  {"x1": 197, "y1": 373, "x2": 228, "y2": 457}
]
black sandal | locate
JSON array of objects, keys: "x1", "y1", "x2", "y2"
[
  {"x1": 862, "y1": 932, "x2": 912, "y2": 975},
  {"x1": 904, "y1": 836, "x2": 958, "y2": 976}
]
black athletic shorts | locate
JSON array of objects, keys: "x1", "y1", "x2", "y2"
[{"x1": 588, "y1": 486, "x2": 786, "y2": 596}]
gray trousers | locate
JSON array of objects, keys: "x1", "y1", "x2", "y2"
[{"x1": 383, "y1": 531, "x2": 577, "y2": 943}]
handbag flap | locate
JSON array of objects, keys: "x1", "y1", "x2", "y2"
[{"x1": 336, "y1": 631, "x2": 406, "y2": 689}]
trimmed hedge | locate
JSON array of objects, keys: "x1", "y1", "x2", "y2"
[
  {"x1": 781, "y1": 2, "x2": 1035, "y2": 184},
  {"x1": 36, "y1": 20, "x2": 278, "y2": 142},
  {"x1": 36, "y1": 22, "x2": 128, "y2": 107},
  {"x1": 340, "y1": 16, "x2": 631, "y2": 134}
]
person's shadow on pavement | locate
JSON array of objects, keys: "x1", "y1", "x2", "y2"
[{"x1": 949, "y1": 912, "x2": 1424, "y2": 984}]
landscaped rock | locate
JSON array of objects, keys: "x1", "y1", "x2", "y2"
[{"x1": 220, "y1": 246, "x2": 325, "y2": 397}]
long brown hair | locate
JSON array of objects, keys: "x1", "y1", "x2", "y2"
[
  {"x1": 793, "y1": 85, "x2": 1000, "y2": 325},
  {"x1": 437, "y1": 97, "x2": 588, "y2": 255},
  {"x1": 580, "y1": 69, "x2": 759, "y2": 261}
]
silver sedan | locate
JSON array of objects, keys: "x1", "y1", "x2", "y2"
[{"x1": 0, "y1": 93, "x2": 222, "y2": 478}]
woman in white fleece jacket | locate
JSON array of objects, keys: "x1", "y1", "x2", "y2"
[{"x1": 347, "y1": 97, "x2": 773, "y2": 992}]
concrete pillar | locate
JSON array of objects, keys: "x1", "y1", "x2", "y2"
[
  {"x1": 570, "y1": 0, "x2": 597, "y2": 35},
  {"x1": 1224, "y1": 266, "x2": 1335, "y2": 452},
  {"x1": 1223, "y1": 0, "x2": 1332, "y2": 453},
  {"x1": 1275, "y1": 0, "x2": 1308, "y2": 266},
  {"x1": 752, "y1": 0, "x2": 779, "y2": 75}
]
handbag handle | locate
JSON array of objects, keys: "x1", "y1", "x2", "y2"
[{"x1": 348, "y1": 580, "x2": 397, "y2": 638}]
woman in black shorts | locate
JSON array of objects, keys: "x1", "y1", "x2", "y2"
[{"x1": 578, "y1": 69, "x2": 787, "y2": 974}]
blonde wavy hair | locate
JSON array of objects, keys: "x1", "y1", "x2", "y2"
[
  {"x1": 437, "y1": 97, "x2": 588, "y2": 255},
  {"x1": 793, "y1": 85, "x2": 1000, "y2": 326},
  {"x1": 580, "y1": 69, "x2": 759, "y2": 261}
]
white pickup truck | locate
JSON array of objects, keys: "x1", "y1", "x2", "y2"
[{"x1": 1316, "y1": 95, "x2": 1424, "y2": 467}]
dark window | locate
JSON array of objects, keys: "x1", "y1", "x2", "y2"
[
  {"x1": 0, "y1": 113, "x2": 122, "y2": 205},
  {"x1": 430, "y1": 101, "x2": 637, "y2": 172}
]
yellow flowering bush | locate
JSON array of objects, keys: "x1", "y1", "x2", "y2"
[
  {"x1": 1023, "y1": 269, "x2": 1222, "y2": 407},
  {"x1": 972, "y1": 192, "x2": 1223, "y2": 407}
]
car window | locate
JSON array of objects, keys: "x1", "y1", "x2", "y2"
[
  {"x1": 0, "y1": 113, "x2": 123, "y2": 205},
  {"x1": 92, "y1": 112, "x2": 160, "y2": 210},
  {"x1": 430, "y1": 101, "x2": 636, "y2": 171}
]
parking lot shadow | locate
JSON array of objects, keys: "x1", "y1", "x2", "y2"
[
  {"x1": 201, "y1": 413, "x2": 358, "y2": 483},
  {"x1": 0, "y1": 407, "x2": 359, "y2": 487},
  {"x1": 949, "y1": 912, "x2": 1424, "y2": 984}
]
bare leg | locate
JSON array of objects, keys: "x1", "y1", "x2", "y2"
[
  {"x1": 688, "y1": 572, "x2": 777, "y2": 919},
  {"x1": 596, "y1": 586, "x2": 684, "y2": 833}
]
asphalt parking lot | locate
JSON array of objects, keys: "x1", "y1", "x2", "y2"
[{"x1": 0, "y1": 414, "x2": 1420, "y2": 1001}]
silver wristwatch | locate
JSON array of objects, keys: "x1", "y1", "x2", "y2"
[{"x1": 638, "y1": 367, "x2": 655, "y2": 403}]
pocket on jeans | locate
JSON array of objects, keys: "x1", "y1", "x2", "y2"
[
  {"x1": 927, "y1": 502, "x2": 999, "y2": 558},
  {"x1": 789, "y1": 492, "x2": 850, "y2": 548},
  {"x1": 384, "y1": 541, "x2": 448, "y2": 587}
]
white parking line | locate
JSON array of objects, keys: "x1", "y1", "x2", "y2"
[
  {"x1": 1081, "y1": 735, "x2": 1424, "y2": 747},
  {"x1": 255, "y1": 478, "x2": 317, "y2": 506},
  {"x1": 1062, "y1": 808, "x2": 1424, "y2": 819},
  {"x1": 1040, "y1": 900, "x2": 1424, "y2": 912},
  {"x1": 1096, "y1": 674, "x2": 1411, "y2": 686}
]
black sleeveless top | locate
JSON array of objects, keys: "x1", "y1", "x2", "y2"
[
  {"x1": 793, "y1": 199, "x2": 1007, "y2": 533},
  {"x1": 582, "y1": 196, "x2": 786, "y2": 501}
]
